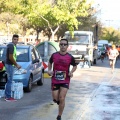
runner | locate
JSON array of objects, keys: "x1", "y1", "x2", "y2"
[
  {"x1": 107, "y1": 44, "x2": 119, "y2": 73},
  {"x1": 47, "y1": 38, "x2": 77, "y2": 120}
]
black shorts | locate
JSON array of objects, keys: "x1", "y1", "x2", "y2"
[
  {"x1": 52, "y1": 83, "x2": 69, "y2": 91},
  {"x1": 109, "y1": 59, "x2": 116, "y2": 61},
  {"x1": 109, "y1": 59, "x2": 116, "y2": 63},
  {"x1": 109, "y1": 59, "x2": 113, "y2": 61}
]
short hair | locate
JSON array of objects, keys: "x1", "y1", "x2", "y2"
[
  {"x1": 60, "y1": 38, "x2": 68, "y2": 45},
  {"x1": 12, "y1": 34, "x2": 19, "y2": 39}
]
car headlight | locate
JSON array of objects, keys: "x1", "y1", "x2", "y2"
[{"x1": 14, "y1": 68, "x2": 27, "y2": 74}]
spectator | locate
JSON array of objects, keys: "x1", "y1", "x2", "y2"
[{"x1": 5, "y1": 34, "x2": 21, "y2": 102}]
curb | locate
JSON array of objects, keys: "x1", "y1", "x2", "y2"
[{"x1": 44, "y1": 73, "x2": 51, "y2": 78}]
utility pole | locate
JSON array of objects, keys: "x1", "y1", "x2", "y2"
[{"x1": 94, "y1": 22, "x2": 98, "y2": 44}]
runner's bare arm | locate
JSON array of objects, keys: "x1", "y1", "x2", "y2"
[
  {"x1": 69, "y1": 65, "x2": 77, "y2": 77},
  {"x1": 47, "y1": 62, "x2": 53, "y2": 76}
]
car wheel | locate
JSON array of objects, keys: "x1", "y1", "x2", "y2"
[
  {"x1": 24, "y1": 76, "x2": 32, "y2": 92},
  {"x1": 37, "y1": 72, "x2": 44, "y2": 86}
]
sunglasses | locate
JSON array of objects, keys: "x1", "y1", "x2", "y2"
[
  {"x1": 60, "y1": 43, "x2": 68, "y2": 46},
  {"x1": 13, "y1": 39, "x2": 18, "y2": 40}
]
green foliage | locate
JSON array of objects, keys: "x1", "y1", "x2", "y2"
[
  {"x1": 0, "y1": 0, "x2": 95, "y2": 40},
  {"x1": 100, "y1": 27, "x2": 120, "y2": 44}
]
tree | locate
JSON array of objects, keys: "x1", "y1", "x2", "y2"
[
  {"x1": 30, "y1": 0, "x2": 90, "y2": 41},
  {"x1": 0, "y1": 12, "x2": 17, "y2": 39},
  {"x1": 0, "y1": 0, "x2": 94, "y2": 41},
  {"x1": 56, "y1": 24, "x2": 68, "y2": 41},
  {"x1": 100, "y1": 27, "x2": 120, "y2": 44}
]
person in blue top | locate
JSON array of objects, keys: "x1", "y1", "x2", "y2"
[
  {"x1": 100, "y1": 44, "x2": 106, "y2": 52},
  {"x1": 5, "y1": 34, "x2": 21, "y2": 102}
]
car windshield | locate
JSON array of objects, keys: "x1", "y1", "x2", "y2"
[
  {"x1": 64, "y1": 34, "x2": 89, "y2": 44},
  {"x1": 0, "y1": 47, "x2": 29, "y2": 62}
]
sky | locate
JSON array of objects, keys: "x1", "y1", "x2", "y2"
[{"x1": 93, "y1": 0, "x2": 120, "y2": 29}]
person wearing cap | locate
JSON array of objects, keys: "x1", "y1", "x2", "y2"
[{"x1": 108, "y1": 44, "x2": 119, "y2": 73}]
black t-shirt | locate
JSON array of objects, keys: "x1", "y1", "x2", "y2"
[{"x1": 6, "y1": 43, "x2": 15, "y2": 65}]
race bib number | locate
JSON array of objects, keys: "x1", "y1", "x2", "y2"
[
  {"x1": 55, "y1": 71, "x2": 66, "y2": 80},
  {"x1": 109, "y1": 55, "x2": 115, "y2": 60}
]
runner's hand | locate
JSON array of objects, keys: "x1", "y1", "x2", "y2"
[
  {"x1": 47, "y1": 71, "x2": 53, "y2": 76},
  {"x1": 69, "y1": 72, "x2": 73, "y2": 78}
]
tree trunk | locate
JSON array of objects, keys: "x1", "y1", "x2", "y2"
[
  {"x1": 50, "y1": 26, "x2": 60, "y2": 41},
  {"x1": 51, "y1": 31, "x2": 55, "y2": 41},
  {"x1": 36, "y1": 30, "x2": 40, "y2": 40}
]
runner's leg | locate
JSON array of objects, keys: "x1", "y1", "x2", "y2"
[
  {"x1": 58, "y1": 87, "x2": 68, "y2": 116},
  {"x1": 112, "y1": 59, "x2": 116, "y2": 71},
  {"x1": 109, "y1": 60, "x2": 112, "y2": 68},
  {"x1": 52, "y1": 84, "x2": 60, "y2": 103}
]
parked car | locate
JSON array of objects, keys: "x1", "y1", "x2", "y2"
[{"x1": 0, "y1": 43, "x2": 44, "y2": 92}]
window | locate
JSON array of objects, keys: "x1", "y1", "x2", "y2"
[
  {"x1": 65, "y1": 34, "x2": 89, "y2": 44},
  {"x1": 16, "y1": 48, "x2": 29, "y2": 62},
  {"x1": 34, "y1": 48, "x2": 40, "y2": 59},
  {"x1": 31, "y1": 49, "x2": 36, "y2": 61}
]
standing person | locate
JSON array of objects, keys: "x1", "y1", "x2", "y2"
[
  {"x1": 108, "y1": 44, "x2": 119, "y2": 73},
  {"x1": 93, "y1": 45, "x2": 98, "y2": 64},
  {"x1": 48, "y1": 38, "x2": 77, "y2": 120},
  {"x1": 5, "y1": 34, "x2": 21, "y2": 102}
]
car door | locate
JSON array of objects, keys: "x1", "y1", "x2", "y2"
[
  {"x1": 31, "y1": 48, "x2": 38, "y2": 81},
  {"x1": 34, "y1": 48, "x2": 43, "y2": 80}
]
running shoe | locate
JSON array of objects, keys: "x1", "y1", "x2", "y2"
[
  {"x1": 53, "y1": 99, "x2": 60, "y2": 105},
  {"x1": 5, "y1": 97, "x2": 17, "y2": 102},
  {"x1": 56, "y1": 115, "x2": 61, "y2": 120}
]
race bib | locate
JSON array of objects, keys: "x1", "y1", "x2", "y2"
[
  {"x1": 55, "y1": 71, "x2": 66, "y2": 80},
  {"x1": 109, "y1": 55, "x2": 116, "y2": 60}
]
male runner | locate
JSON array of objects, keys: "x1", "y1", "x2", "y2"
[{"x1": 48, "y1": 38, "x2": 77, "y2": 120}]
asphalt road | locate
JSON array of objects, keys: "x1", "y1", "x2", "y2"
[{"x1": 0, "y1": 58, "x2": 120, "y2": 120}]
